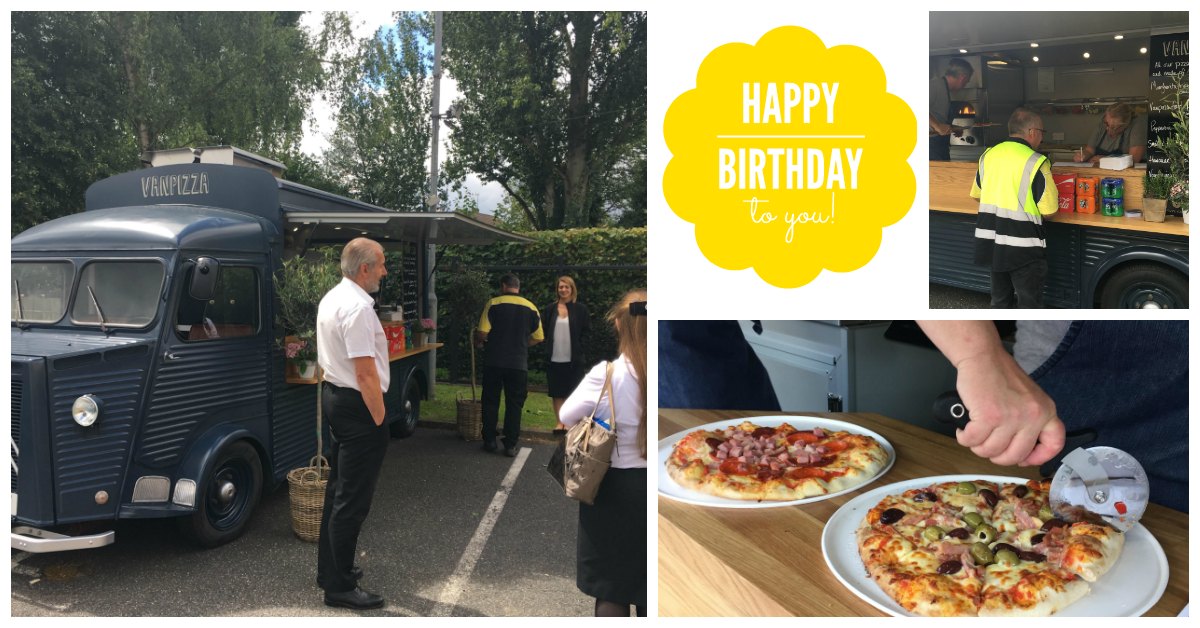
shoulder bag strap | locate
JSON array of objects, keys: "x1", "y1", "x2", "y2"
[{"x1": 584, "y1": 361, "x2": 615, "y2": 424}]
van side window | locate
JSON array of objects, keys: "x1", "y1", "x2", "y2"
[{"x1": 176, "y1": 266, "x2": 259, "y2": 341}]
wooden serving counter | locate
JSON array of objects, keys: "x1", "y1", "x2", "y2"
[
  {"x1": 930, "y1": 161, "x2": 1188, "y2": 237},
  {"x1": 285, "y1": 343, "x2": 442, "y2": 385}
]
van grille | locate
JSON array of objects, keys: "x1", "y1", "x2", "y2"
[{"x1": 11, "y1": 371, "x2": 22, "y2": 493}]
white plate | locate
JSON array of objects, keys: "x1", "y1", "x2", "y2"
[
  {"x1": 657, "y1": 415, "x2": 895, "y2": 509},
  {"x1": 821, "y1": 474, "x2": 1170, "y2": 616}
]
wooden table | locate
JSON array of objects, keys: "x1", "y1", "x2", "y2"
[{"x1": 658, "y1": 409, "x2": 1189, "y2": 617}]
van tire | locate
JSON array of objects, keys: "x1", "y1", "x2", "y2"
[
  {"x1": 180, "y1": 440, "x2": 262, "y2": 547},
  {"x1": 1098, "y1": 263, "x2": 1188, "y2": 309},
  {"x1": 389, "y1": 376, "x2": 421, "y2": 439}
]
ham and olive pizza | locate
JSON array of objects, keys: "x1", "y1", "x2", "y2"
[
  {"x1": 856, "y1": 478, "x2": 1125, "y2": 616},
  {"x1": 665, "y1": 420, "x2": 890, "y2": 501}
]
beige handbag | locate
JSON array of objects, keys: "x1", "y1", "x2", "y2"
[{"x1": 557, "y1": 362, "x2": 617, "y2": 505}]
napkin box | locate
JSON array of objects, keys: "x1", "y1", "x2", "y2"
[{"x1": 1099, "y1": 154, "x2": 1134, "y2": 170}]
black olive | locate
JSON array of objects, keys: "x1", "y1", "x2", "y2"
[
  {"x1": 1041, "y1": 518, "x2": 1067, "y2": 531},
  {"x1": 1018, "y1": 551, "x2": 1046, "y2": 563},
  {"x1": 979, "y1": 488, "x2": 998, "y2": 508},
  {"x1": 1014, "y1": 485, "x2": 1029, "y2": 498},
  {"x1": 947, "y1": 527, "x2": 970, "y2": 539},
  {"x1": 1030, "y1": 533, "x2": 1045, "y2": 546},
  {"x1": 937, "y1": 560, "x2": 963, "y2": 575},
  {"x1": 913, "y1": 491, "x2": 938, "y2": 502},
  {"x1": 991, "y1": 542, "x2": 1019, "y2": 555},
  {"x1": 879, "y1": 508, "x2": 905, "y2": 525}
]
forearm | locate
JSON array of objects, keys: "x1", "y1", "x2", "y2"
[{"x1": 916, "y1": 321, "x2": 1005, "y2": 368}]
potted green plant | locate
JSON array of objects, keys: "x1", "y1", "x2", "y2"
[
  {"x1": 275, "y1": 248, "x2": 341, "y2": 379},
  {"x1": 1142, "y1": 173, "x2": 1173, "y2": 223}
]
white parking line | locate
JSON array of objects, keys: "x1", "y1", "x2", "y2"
[{"x1": 429, "y1": 446, "x2": 531, "y2": 617}]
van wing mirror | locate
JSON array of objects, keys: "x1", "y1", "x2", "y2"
[{"x1": 189, "y1": 257, "x2": 221, "y2": 301}]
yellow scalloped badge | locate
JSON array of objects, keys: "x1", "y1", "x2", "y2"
[{"x1": 664, "y1": 26, "x2": 916, "y2": 288}]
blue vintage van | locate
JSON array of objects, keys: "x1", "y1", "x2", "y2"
[{"x1": 11, "y1": 147, "x2": 526, "y2": 551}]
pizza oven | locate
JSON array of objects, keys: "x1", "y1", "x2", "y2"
[{"x1": 950, "y1": 101, "x2": 980, "y2": 146}]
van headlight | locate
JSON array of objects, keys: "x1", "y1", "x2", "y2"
[{"x1": 72, "y1": 395, "x2": 102, "y2": 427}]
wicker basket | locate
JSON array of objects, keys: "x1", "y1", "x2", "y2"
[
  {"x1": 456, "y1": 397, "x2": 483, "y2": 441},
  {"x1": 286, "y1": 455, "x2": 330, "y2": 542},
  {"x1": 457, "y1": 326, "x2": 483, "y2": 441}
]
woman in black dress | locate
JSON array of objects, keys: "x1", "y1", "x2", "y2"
[{"x1": 541, "y1": 275, "x2": 590, "y2": 430}]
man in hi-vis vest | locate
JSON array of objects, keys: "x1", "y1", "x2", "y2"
[{"x1": 970, "y1": 107, "x2": 1059, "y2": 308}]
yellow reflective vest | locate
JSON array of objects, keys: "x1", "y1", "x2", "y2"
[{"x1": 969, "y1": 140, "x2": 1058, "y2": 271}]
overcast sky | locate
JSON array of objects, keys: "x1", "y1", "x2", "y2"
[{"x1": 297, "y1": 11, "x2": 504, "y2": 214}]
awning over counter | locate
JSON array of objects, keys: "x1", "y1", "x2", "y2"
[{"x1": 284, "y1": 211, "x2": 531, "y2": 247}]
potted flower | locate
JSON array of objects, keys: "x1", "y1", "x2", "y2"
[
  {"x1": 409, "y1": 317, "x2": 436, "y2": 348},
  {"x1": 1142, "y1": 173, "x2": 1173, "y2": 223},
  {"x1": 1170, "y1": 178, "x2": 1188, "y2": 225},
  {"x1": 285, "y1": 337, "x2": 318, "y2": 379}
]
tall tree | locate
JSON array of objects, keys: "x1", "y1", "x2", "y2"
[
  {"x1": 441, "y1": 11, "x2": 646, "y2": 230},
  {"x1": 11, "y1": 11, "x2": 325, "y2": 234},
  {"x1": 321, "y1": 12, "x2": 432, "y2": 210}
]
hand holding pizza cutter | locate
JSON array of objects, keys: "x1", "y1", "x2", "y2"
[{"x1": 933, "y1": 391, "x2": 1148, "y2": 531}]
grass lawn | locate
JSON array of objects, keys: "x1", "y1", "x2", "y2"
[{"x1": 423, "y1": 381, "x2": 558, "y2": 432}]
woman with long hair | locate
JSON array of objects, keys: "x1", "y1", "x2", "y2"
[
  {"x1": 541, "y1": 275, "x2": 590, "y2": 431},
  {"x1": 559, "y1": 288, "x2": 647, "y2": 617}
]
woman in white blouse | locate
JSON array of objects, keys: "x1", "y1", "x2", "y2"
[{"x1": 559, "y1": 288, "x2": 647, "y2": 617}]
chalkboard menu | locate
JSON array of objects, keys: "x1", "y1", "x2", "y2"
[
  {"x1": 401, "y1": 242, "x2": 420, "y2": 321},
  {"x1": 1146, "y1": 31, "x2": 1188, "y2": 176}
]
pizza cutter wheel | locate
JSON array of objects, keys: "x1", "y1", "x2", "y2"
[{"x1": 1048, "y1": 446, "x2": 1148, "y2": 533}]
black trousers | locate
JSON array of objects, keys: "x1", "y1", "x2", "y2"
[
  {"x1": 481, "y1": 365, "x2": 527, "y2": 448},
  {"x1": 317, "y1": 382, "x2": 389, "y2": 593},
  {"x1": 990, "y1": 259, "x2": 1047, "y2": 308}
]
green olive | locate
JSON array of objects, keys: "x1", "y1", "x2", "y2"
[
  {"x1": 962, "y1": 512, "x2": 985, "y2": 528},
  {"x1": 970, "y1": 542, "x2": 995, "y2": 566},
  {"x1": 975, "y1": 524, "x2": 999, "y2": 545},
  {"x1": 1038, "y1": 504, "x2": 1053, "y2": 520},
  {"x1": 922, "y1": 526, "x2": 946, "y2": 542},
  {"x1": 956, "y1": 481, "x2": 977, "y2": 495},
  {"x1": 995, "y1": 549, "x2": 1020, "y2": 565}
]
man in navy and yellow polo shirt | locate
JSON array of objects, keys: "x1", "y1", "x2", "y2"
[
  {"x1": 971, "y1": 107, "x2": 1059, "y2": 308},
  {"x1": 475, "y1": 273, "x2": 544, "y2": 456}
]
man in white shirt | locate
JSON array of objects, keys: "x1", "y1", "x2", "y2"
[{"x1": 315, "y1": 237, "x2": 390, "y2": 610}]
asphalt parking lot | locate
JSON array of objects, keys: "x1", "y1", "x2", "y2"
[{"x1": 11, "y1": 424, "x2": 591, "y2": 617}]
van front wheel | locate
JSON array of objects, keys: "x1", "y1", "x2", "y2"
[{"x1": 180, "y1": 440, "x2": 263, "y2": 547}]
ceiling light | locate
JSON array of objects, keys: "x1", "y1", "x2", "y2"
[
  {"x1": 1083, "y1": 52, "x2": 1091, "y2": 59},
  {"x1": 986, "y1": 59, "x2": 1008, "y2": 66},
  {"x1": 959, "y1": 49, "x2": 968, "y2": 54},
  {"x1": 1032, "y1": 56, "x2": 1039, "y2": 63},
  {"x1": 1114, "y1": 35, "x2": 1124, "y2": 40},
  {"x1": 1030, "y1": 42, "x2": 1039, "y2": 48},
  {"x1": 1140, "y1": 47, "x2": 1148, "y2": 54}
]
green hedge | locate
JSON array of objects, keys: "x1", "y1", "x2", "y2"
[{"x1": 436, "y1": 227, "x2": 646, "y2": 383}]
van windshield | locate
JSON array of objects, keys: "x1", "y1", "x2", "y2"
[
  {"x1": 70, "y1": 260, "x2": 165, "y2": 328},
  {"x1": 11, "y1": 261, "x2": 74, "y2": 323}
]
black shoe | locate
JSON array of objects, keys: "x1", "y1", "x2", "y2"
[
  {"x1": 324, "y1": 587, "x2": 384, "y2": 610},
  {"x1": 504, "y1": 446, "x2": 517, "y2": 457},
  {"x1": 482, "y1": 440, "x2": 498, "y2": 453},
  {"x1": 351, "y1": 565, "x2": 363, "y2": 581}
]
